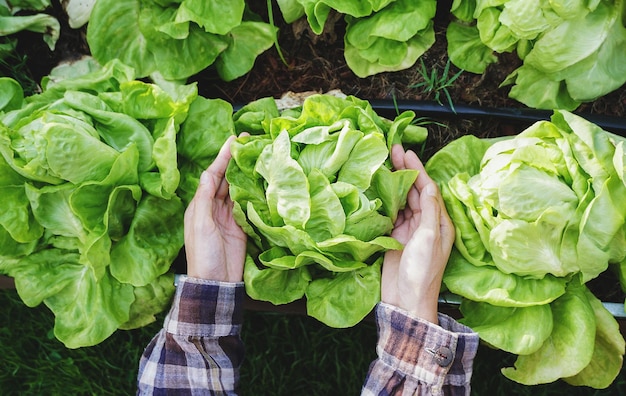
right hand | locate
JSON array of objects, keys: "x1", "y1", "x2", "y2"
[{"x1": 381, "y1": 145, "x2": 455, "y2": 324}]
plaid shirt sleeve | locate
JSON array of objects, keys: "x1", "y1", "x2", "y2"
[
  {"x1": 137, "y1": 275, "x2": 245, "y2": 395},
  {"x1": 362, "y1": 302, "x2": 479, "y2": 396}
]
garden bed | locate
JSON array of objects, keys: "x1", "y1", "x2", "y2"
[{"x1": 5, "y1": 0, "x2": 626, "y2": 326}]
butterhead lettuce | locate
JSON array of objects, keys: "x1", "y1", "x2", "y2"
[
  {"x1": 0, "y1": 59, "x2": 203, "y2": 348},
  {"x1": 276, "y1": 0, "x2": 437, "y2": 78},
  {"x1": 86, "y1": 0, "x2": 277, "y2": 82},
  {"x1": 226, "y1": 93, "x2": 427, "y2": 327},
  {"x1": 426, "y1": 110, "x2": 626, "y2": 387},
  {"x1": 447, "y1": 0, "x2": 626, "y2": 110}
]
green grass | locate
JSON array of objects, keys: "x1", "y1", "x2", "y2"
[
  {"x1": 0, "y1": 289, "x2": 159, "y2": 395},
  {"x1": 1, "y1": 288, "x2": 625, "y2": 395},
  {"x1": 240, "y1": 310, "x2": 377, "y2": 394},
  {"x1": 410, "y1": 58, "x2": 463, "y2": 114},
  {"x1": 0, "y1": 46, "x2": 39, "y2": 96}
]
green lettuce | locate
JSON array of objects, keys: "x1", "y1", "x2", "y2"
[
  {"x1": 0, "y1": 0, "x2": 60, "y2": 52},
  {"x1": 226, "y1": 93, "x2": 427, "y2": 327},
  {"x1": 0, "y1": 59, "x2": 207, "y2": 348},
  {"x1": 276, "y1": 0, "x2": 396, "y2": 32},
  {"x1": 277, "y1": 0, "x2": 437, "y2": 77},
  {"x1": 86, "y1": 0, "x2": 276, "y2": 81},
  {"x1": 344, "y1": 0, "x2": 436, "y2": 77},
  {"x1": 426, "y1": 110, "x2": 626, "y2": 387},
  {"x1": 447, "y1": 0, "x2": 626, "y2": 110}
]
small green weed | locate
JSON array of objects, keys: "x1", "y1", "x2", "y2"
[
  {"x1": 0, "y1": 43, "x2": 39, "y2": 96},
  {"x1": 410, "y1": 58, "x2": 463, "y2": 114}
]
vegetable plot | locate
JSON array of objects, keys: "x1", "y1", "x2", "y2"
[
  {"x1": 8, "y1": 1, "x2": 626, "y2": 111},
  {"x1": 426, "y1": 110, "x2": 626, "y2": 387},
  {"x1": 0, "y1": 59, "x2": 209, "y2": 348},
  {"x1": 226, "y1": 93, "x2": 428, "y2": 327}
]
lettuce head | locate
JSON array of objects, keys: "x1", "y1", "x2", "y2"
[
  {"x1": 226, "y1": 93, "x2": 427, "y2": 328},
  {"x1": 447, "y1": 0, "x2": 626, "y2": 110},
  {"x1": 426, "y1": 110, "x2": 626, "y2": 387},
  {"x1": 0, "y1": 59, "x2": 202, "y2": 348}
]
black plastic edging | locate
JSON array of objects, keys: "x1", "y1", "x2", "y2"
[{"x1": 439, "y1": 292, "x2": 626, "y2": 320}]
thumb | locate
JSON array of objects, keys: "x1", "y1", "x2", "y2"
[
  {"x1": 402, "y1": 182, "x2": 440, "y2": 253},
  {"x1": 419, "y1": 183, "x2": 440, "y2": 230}
]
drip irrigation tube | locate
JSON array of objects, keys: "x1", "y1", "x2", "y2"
[
  {"x1": 368, "y1": 100, "x2": 626, "y2": 136},
  {"x1": 438, "y1": 292, "x2": 626, "y2": 320}
]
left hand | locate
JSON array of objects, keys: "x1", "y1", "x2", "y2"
[{"x1": 184, "y1": 135, "x2": 248, "y2": 283}]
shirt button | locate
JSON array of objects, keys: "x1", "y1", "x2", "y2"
[{"x1": 433, "y1": 346, "x2": 453, "y2": 367}]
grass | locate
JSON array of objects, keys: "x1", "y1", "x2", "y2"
[
  {"x1": 410, "y1": 58, "x2": 463, "y2": 113},
  {"x1": 0, "y1": 289, "x2": 158, "y2": 395},
  {"x1": 0, "y1": 46, "x2": 39, "y2": 96},
  {"x1": 1, "y1": 288, "x2": 625, "y2": 395}
]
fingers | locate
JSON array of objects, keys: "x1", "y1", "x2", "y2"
[
  {"x1": 416, "y1": 183, "x2": 440, "y2": 231},
  {"x1": 392, "y1": 145, "x2": 424, "y2": 214},
  {"x1": 404, "y1": 151, "x2": 436, "y2": 196},
  {"x1": 200, "y1": 135, "x2": 235, "y2": 185},
  {"x1": 391, "y1": 144, "x2": 407, "y2": 170},
  {"x1": 439, "y1": 192, "x2": 456, "y2": 249},
  {"x1": 391, "y1": 144, "x2": 435, "y2": 192},
  {"x1": 192, "y1": 135, "x2": 241, "y2": 204},
  {"x1": 391, "y1": 144, "x2": 453, "y2": 244},
  {"x1": 414, "y1": 180, "x2": 455, "y2": 255}
]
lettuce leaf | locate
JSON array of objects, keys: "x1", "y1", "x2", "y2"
[
  {"x1": 86, "y1": 0, "x2": 276, "y2": 81},
  {"x1": 0, "y1": 1, "x2": 60, "y2": 50}
]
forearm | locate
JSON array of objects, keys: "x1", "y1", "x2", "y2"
[
  {"x1": 137, "y1": 276, "x2": 245, "y2": 395},
  {"x1": 362, "y1": 302, "x2": 479, "y2": 396}
]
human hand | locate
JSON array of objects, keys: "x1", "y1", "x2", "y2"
[
  {"x1": 184, "y1": 135, "x2": 248, "y2": 283},
  {"x1": 381, "y1": 144, "x2": 455, "y2": 324}
]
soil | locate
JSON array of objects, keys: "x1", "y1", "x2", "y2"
[{"x1": 4, "y1": 1, "x2": 626, "y2": 302}]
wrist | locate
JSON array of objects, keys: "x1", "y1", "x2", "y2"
[
  {"x1": 405, "y1": 300, "x2": 439, "y2": 325},
  {"x1": 383, "y1": 290, "x2": 440, "y2": 324}
]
